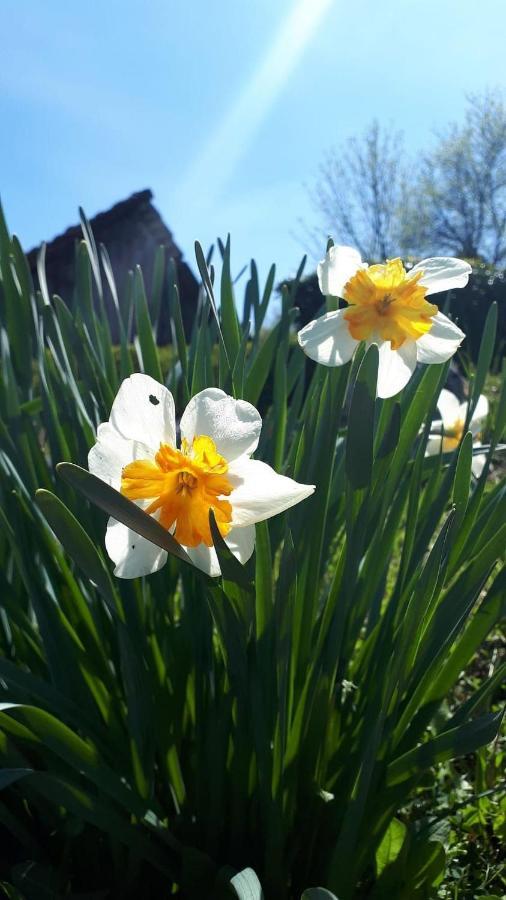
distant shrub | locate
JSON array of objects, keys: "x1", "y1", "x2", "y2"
[{"x1": 448, "y1": 261, "x2": 505, "y2": 371}]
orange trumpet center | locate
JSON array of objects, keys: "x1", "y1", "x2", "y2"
[
  {"x1": 121, "y1": 435, "x2": 233, "y2": 548},
  {"x1": 441, "y1": 417, "x2": 465, "y2": 451},
  {"x1": 343, "y1": 259, "x2": 438, "y2": 350}
]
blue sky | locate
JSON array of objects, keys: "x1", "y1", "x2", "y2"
[{"x1": 2, "y1": 0, "x2": 506, "y2": 288}]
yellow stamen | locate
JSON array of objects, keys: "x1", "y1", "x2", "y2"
[
  {"x1": 121, "y1": 435, "x2": 233, "y2": 548},
  {"x1": 343, "y1": 259, "x2": 438, "y2": 350}
]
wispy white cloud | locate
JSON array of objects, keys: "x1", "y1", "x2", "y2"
[{"x1": 176, "y1": 0, "x2": 334, "y2": 209}]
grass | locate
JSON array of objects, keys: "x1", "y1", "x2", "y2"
[{"x1": 406, "y1": 630, "x2": 506, "y2": 900}]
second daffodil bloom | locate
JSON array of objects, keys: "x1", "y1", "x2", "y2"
[
  {"x1": 426, "y1": 388, "x2": 489, "y2": 478},
  {"x1": 298, "y1": 245, "x2": 471, "y2": 398},
  {"x1": 88, "y1": 374, "x2": 315, "y2": 578}
]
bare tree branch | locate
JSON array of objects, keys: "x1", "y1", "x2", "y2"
[
  {"x1": 407, "y1": 90, "x2": 506, "y2": 263},
  {"x1": 304, "y1": 91, "x2": 506, "y2": 267},
  {"x1": 306, "y1": 121, "x2": 411, "y2": 261}
]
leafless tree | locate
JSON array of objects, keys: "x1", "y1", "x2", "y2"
[
  {"x1": 307, "y1": 120, "x2": 411, "y2": 261},
  {"x1": 406, "y1": 90, "x2": 506, "y2": 263},
  {"x1": 306, "y1": 92, "x2": 506, "y2": 267}
]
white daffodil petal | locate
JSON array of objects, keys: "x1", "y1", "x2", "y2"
[
  {"x1": 105, "y1": 518, "x2": 168, "y2": 578},
  {"x1": 437, "y1": 389, "x2": 461, "y2": 427},
  {"x1": 426, "y1": 435, "x2": 444, "y2": 457},
  {"x1": 227, "y1": 457, "x2": 315, "y2": 527},
  {"x1": 180, "y1": 388, "x2": 262, "y2": 461},
  {"x1": 88, "y1": 423, "x2": 133, "y2": 490},
  {"x1": 415, "y1": 312, "x2": 465, "y2": 364},
  {"x1": 376, "y1": 340, "x2": 417, "y2": 399},
  {"x1": 225, "y1": 524, "x2": 256, "y2": 565},
  {"x1": 410, "y1": 257, "x2": 472, "y2": 296},
  {"x1": 109, "y1": 373, "x2": 176, "y2": 449},
  {"x1": 471, "y1": 452, "x2": 487, "y2": 479},
  {"x1": 317, "y1": 245, "x2": 364, "y2": 298},
  {"x1": 470, "y1": 394, "x2": 489, "y2": 433},
  {"x1": 88, "y1": 423, "x2": 153, "y2": 490},
  {"x1": 297, "y1": 309, "x2": 358, "y2": 367},
  {"x1": 184, "y1": 525, "x2": 256, "y2": 577},
  {"x1": 184, "y1": 543, "x2": 220, "y2": 577},
  {"x1": 458, "y1": 401, "x2": 469, "y2": 425}
]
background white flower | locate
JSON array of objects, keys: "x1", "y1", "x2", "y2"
[
  {"x1": 426, "y1": 388, "x2": 489, "y2": 477},
  {"x1": 298, "y1": 246, "x2": 470, "y2": 399},
  {"x1": 88, "y1": 374, "x2": 315, "y2": 578}
]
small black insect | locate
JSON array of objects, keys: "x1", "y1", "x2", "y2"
[
  {"x1": 149, "y1": 394, "x2": 160, "y2": 406},
  {"x1": 131, "y1": 544, "x2": 135, "y2": 550}
]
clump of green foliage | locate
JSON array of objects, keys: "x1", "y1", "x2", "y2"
[{"x1": 0, "y1": 205, "x2": 504, "y2": 899}]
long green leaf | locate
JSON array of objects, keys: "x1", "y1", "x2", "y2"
[{"x1": 56, "y1": 463, "x2": 192, "y2": 565}]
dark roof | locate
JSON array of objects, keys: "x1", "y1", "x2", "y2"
[
  {"x1": 26, "y1": 189, "x2": 199, "y2": 343},
  {"x1": 26, "y1": 189, "x2": 182, "y2": 264}
]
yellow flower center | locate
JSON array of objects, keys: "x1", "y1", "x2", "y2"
[
  {"x1": 120, "y1": 435, "x2": 233, "y2": 548},
  {"x1": 441, "y1": 418, "x2": 465, "y2": 451},
  {"x1": 343, "y1": 259, "x2": 438, "y2": 350}
]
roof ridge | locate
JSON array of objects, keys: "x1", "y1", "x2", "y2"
[{"x1": 26, "y1": 189, "x2": 159, "y2": 259}]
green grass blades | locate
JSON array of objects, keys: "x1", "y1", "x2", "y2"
[{"x1": 0, "y1": 214, "x2": 504, "y2": 900}]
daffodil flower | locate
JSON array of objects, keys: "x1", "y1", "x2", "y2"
[
  {"x1": 297, "y1": 246, "x2": 471, "y2": 398},
  {"x1": 426, "y1": 388, "x2": 489, "y2": 477},
  {"x1": 88, "y1": 374, "x2": 315, "y2": 578}
]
